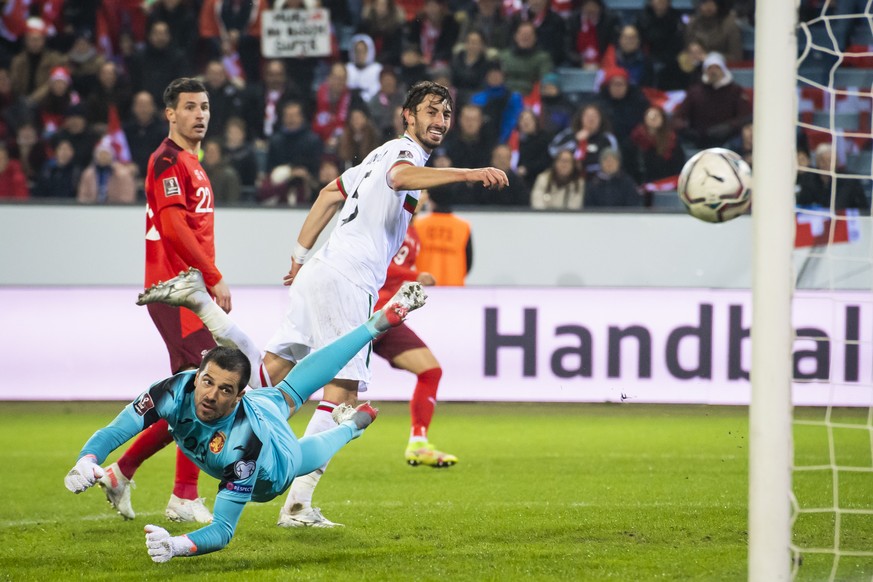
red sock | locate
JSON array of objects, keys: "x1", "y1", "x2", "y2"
[
  {"x1": 173, "y1": 448, "x2": 200, "y2": 500},
  {"x1": 116, "y1": 419, "x2": 174, "y2": 479},
  {"x1": 410, "y1": 367, "x2": 442, "y2": 439}
]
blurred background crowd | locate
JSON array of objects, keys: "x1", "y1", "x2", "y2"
[{"x1": 0, "y1": 0, "x2": 864, "y2": 211}]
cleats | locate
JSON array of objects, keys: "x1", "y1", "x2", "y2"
[
  {"x1": 331, "y1": 401, "x2": 379, "y2": 430},
  {"x1": 405, "y1": 442, "x2": 458, "y2": 468},
  {"x1": 165, "y1": 494, "x2": 213, "y2": 523},
  {"x1": 136, "y1": 267, "x2": 209, "y2": 309},
  {"x1": 277, "y1": 504, "x2": 342, "y2": 528},
  {"x1": 98, "y1": 462, "x2": 136, "y2": 520},
  {"x1": 368, "y1": 281, "x2": 427, "y2": 333}
]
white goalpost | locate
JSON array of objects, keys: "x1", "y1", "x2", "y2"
[{"x1": 749, "y1": 1, "x2": 797, "y2": 580}]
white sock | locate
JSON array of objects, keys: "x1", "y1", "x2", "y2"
[
  {"x1": 194, "y1": 300, "x2": 265, "y2": 388},
  {"x1": 283, "y1": 402, "x2": 338, "y2": 512}
]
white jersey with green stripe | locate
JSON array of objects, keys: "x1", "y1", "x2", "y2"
[{"x1": 315, "y1": 133, "x2": 429, "y2": 297}]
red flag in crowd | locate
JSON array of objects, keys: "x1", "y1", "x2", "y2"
[
  {"x1": 641, "y1": 87, "x2": 687, "y2": 114},
  {"x1": 795, "y1": 207, "x2": 862, "y2": 248},
  {"x1": 107, "y1": 104, "x2": 131, "y2": 163}
]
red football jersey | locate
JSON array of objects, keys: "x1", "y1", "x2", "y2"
[
  {"x1": 144, "y1": 138, "x2": 217, "y2": 287},
  {"x1": 375, "y1": 224, "x2": 420, "y2": 310}
]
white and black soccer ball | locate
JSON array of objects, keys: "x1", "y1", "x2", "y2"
[{"x1": 677, "y1": 148, "x2": 752, "y2": 223}]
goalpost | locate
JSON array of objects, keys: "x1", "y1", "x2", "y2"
[
  {"x1": 752, "y1": 3, "x2": 873, "y2": 580},
  {"x1": 748, "y1": 0, "x2": 797, "y2": 580}
]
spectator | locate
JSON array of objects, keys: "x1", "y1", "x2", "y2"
[
  {"x1": 317, "y1": 154, "x2": 342, "y2": 189},
  {"x1": 636, "y1": 0, "x2": 687, "y2": 90},
  {"x1": 530, "y1": 148, "x2": 585, "y2": 210},
  {"x1": 796, "y1": 142, "x2": 870, "y2": 211},
  {"x1": 312, "y1": 62, "x2": 366, "y2": 151},
  {"x1": 367, "y1": 67, "x2": 406, "y2": 140},
  {"x1": 549, "y1": 102, "x2": 619, "y2": 178},
  {"x1": 498, "y1": 21, "x2": 553, "y2": 97},
  {"x1": 36, "y1": 66, "x2": 79, "y2": 139},
  {"x1": 66, "y1": 29, "x2": 105, "y2": 99},
  {"x1": 337, "y1": 108, "x2": 381, "y2": 170},
  {"x1": 357, "y1": 0, "x2": 407, "y2": 67},
  {"x1": 266, "y1": 100, "x2": 323, "y2": 180},
  {"x1": 198, "y1": 0, "x2": 266, "y2": 84},
  {"x1": 685, "y1": 0, "x2": 743, "y2": 63},
  {"x1": 567, "y1": 0, "x2": 623, "y2": 70},
  {"x1": 441, "y1": 103, "x2": 494, "y2": 169},
  {"x1": 77, "y1": 137, "x2": 136, "y2": 204},
  {"x1": 0, "y1": 67, "x2": 33, "y2": 131},
  {"x1": 123, "y1": 91, "x2": 167, "y2": 181},
  {"x1": 510, "y1": 0, "x2": 568, "y2": 67},
  {"x1": 84, "y1": 61, "x2": 133, "y2": 131},
  {"x1": 33, "y1": 138, "x2": 81, "y2": 199},
  {"x1": 346, "y1": 34, "x2": 383, "y2": 102},
  {"x1": 222, "y1": 116, "x2": 259, "y2": 195},
  {"x1": 674, "y1": 39, "x2": 707, "y2": 90},
  {"x1": 54, "y1": 104, "x2": 99, "y2": 170},
  {"x1": 201, "y1": 138, "x2": 242, "y2": 204},
  {"x1": 458, "y1": 0, "x2": 511, "y2": 50},
  {"x1": 127, "y1": 20, "x2": 190, "y2": 107},
  {"x1": 673, "y1": 52, "x2": 752, "y2": 149},
  {"x1": 202, "y1": 59, "x2": 249, "y2": 140},
  {"x1": 584, "y1": 148, "x2": 643, "y2": 208},
  {"x1": 399, "y1": 45, "x2": 429, "y2": 89},
  {"x1": 406, "y1": 0, "x2": 460, "y2": 67},
  {"x1": 538, "y1": 72, "x2": 573, "y2": 137},
  {"x1": 0, "y1": 145, "x2": 30, "y2": 199},
  {"x1": 627, "y1": 105, "x2": 686, "y2": 190},
  {"x1": 595, "y1": 67, "x2": 650, "y2": 160},
  {"x1": 473, "y1": 143, "x2": 528, "y2": 205},
  {"x1": 10, "y1": 18, "x2": 66, "y2": 106},
  {"x1": 725, "y1": 121, "x2": 753, "y2": 167},
  {"x1": 414, "y1": 185, "x2": 473, "y2": 286},
  {"x1": 12, "y1": 122, "x2": 49, "y2": 188},
  {"x1": 470, "y1": 60, "x2": 524, "y2": 144},
  {"x1": 148, "y1": 0, "x2": 199, "y2": 57},
  {"x1": 602, "y1": 25, "x2": 655, "y2": 88},
  {"x1": 513, "y1": 108, "x2": 553, "y2": 190},
  {"x1": 245, "y1": 59, "x2": 306, "y2": 142},
  {"x1": 450, "y1": 29, "x2": 492, "y2": 106}
]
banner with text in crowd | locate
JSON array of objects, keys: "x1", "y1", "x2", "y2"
[{"x1": 260, "y1": 9, "x2": 331, "y2": 58}]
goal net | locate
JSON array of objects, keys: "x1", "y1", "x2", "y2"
[{"x1": 782, "y1": 5, "x2": 873, "y2": 581}]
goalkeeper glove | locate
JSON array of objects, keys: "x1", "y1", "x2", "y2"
[
  {"x1": 64, "y1": 455, "x2": 104, "y2": 493},
  {"x1": 144, "y1": 524, "x2": 196, "y2": 563}
]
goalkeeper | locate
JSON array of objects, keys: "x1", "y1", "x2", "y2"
[{"x1": 64, "y1": 280, "x2": 426, "y2": 563}]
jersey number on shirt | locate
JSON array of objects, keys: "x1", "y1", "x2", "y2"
[
  {"x1": 341, "y1": 189, "x2": 359, "y2": 225},
  {"x1": 195, "y1": 186, "x2": 214, "y2": 213}
]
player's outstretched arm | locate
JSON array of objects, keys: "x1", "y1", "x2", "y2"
[
  {"x1": 144, "y1": 496, "x2": 245, "y2": 562},
  {"x1": 390, "y1": 165, "x2": 509, "y2": 191},
  {"x1": 283, "y1": 180, "x2": 346, "y2": 285}
]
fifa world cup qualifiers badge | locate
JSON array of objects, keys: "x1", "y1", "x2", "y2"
[{"x1": 134, "y1": 393, "x2": 155, "y2": 416}]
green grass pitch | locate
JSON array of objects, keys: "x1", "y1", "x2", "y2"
[{"x1": 1, "y1": 401, "x2": 871, "y2": 581}]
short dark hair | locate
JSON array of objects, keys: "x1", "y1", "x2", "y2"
[
  {"x1": 400, "y1": 81, "x2": 453, "y2": 129},
  {"x1": 198, "y1": 346, "x2": 251, "y2": 394},
  {"x1": 163, "y1": 77, "x2": 208, "y2": 109}
]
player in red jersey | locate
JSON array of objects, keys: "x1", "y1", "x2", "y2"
[
  {"x1": 373, "y1": 219, "x2": 458, "y2": 467},
  {"x1": 98, "y1": 78, "x2": 231, "y2": 524}
]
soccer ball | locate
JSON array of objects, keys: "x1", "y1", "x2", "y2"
[{"x1": 677, "y1": 148, "x2": 752, "y2": 223}]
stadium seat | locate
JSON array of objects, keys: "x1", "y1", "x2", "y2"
[
  {"x1": 557, "y1": 67, "x2": 598, "y2": 96},
  {"x1": 834, "y1": 68, "x2": 873, "y2": 88},
  {"x1": 846, "y1": 150, "x2": 873, "y2": 174},
  {"x1": 650, "y1": 189, "x2": 685, "y2": 211},
  {"x1": 732, "y1": 68, "x2": 754, "y2": 88},
  {"x1": 810, "y1": 110, "x2": 861, "y2": 132}
]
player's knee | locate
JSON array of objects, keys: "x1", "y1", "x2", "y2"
[{"x1": 418, "y1": 367, "x2": 442, "y2": 384}]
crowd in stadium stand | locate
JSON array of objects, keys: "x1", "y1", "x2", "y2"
[{"x1": 0, "y1": 0, "x2": 860, "y2": 210}]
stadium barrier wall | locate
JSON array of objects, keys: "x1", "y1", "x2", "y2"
[{"x1": 2, "y1": 285, "x2": 870, "y2": 404}]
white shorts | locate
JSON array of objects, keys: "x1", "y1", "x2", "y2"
[{"x1": 264, "y1": 258, "x2": 374, "y2": 390}]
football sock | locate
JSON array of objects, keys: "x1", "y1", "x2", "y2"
[
  {"x1": 283, "y1": 401, "x2": 338, "y2": 511},
  {"x1": 117, "y1": 419, "x2": 174, "y2": 479},
  {"x1": 195, "y1": 299, "x2": 264, "y2": 388},
  {"x1": 172, "y1": 447, "x2": 200, "y2": 500},
  {"x1": 410, "y1": 367, "x2": 442, "y2": 440}
]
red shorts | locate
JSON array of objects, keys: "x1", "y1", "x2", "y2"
[
  {"x1": 147, "y1": 303, "x2": 217, "y2": 373},
  {"x1": 373, "y1": 322, "x2": 427, "y2": 367}
]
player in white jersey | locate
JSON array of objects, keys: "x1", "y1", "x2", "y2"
[{"x1": 261, "y1": 81, "x2": 508, "y2": 528}]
